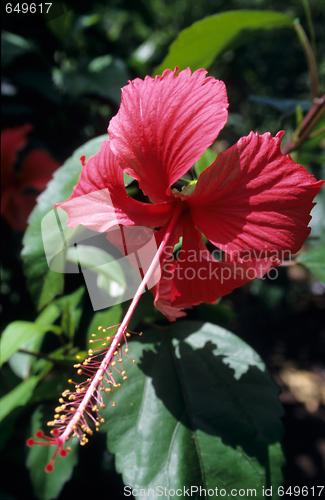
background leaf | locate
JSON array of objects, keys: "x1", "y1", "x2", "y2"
[
  {"x1": 0, "y1": 376, "x2": 41, "y2": 422},
  {"x1": 101, "y1": 322, "x2": 284, "y2": 495},
  {"x1": 0, "y1": 321, "x2": 59, "y2": 367},
  {"x1": 298, "y1": 246, "x2": 325, "y2": 284},
  {"x1": 155, "y1": 10, "x2": 294, "y2": 73},
  {"x1": 22, "y1": 135, "x2": 107, "y2": 310}
]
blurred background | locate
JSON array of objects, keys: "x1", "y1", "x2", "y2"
[{"x1": 1, "y1": 1, "x2": 324, "y2": 498}]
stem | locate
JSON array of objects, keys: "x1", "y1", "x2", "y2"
[
  {"x1": 59, "y1": 204, "x2": 184, "y2": 444},
  {"x1": 294, "y1": 20, "x2": 320, "y2": 100},
  {"x1": 300, "y1": 0, "x2": 317, "y2": 58},
  {"x1": 281, "y1": 94, "x2": 325, "y2": 155}
]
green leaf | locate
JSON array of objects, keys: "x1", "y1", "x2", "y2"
[
  {"x1": 298, "y1": 246, "x2": 325, "y2": 283},
  {"x1": 27, "y1": 405, "x2": 79, "y2": 500},
  {"x1": 156, "y1": 10, "x2": 293, "y2": 74},
  {"x1": 0, "y1": 376, "x2": 41, "y2": 422},
  {"x1": 1, "y1": 31, "x2": 35, "y2": 67},
  {"x1": 101, "y1": 322, "x2": 284, "y2": 494},
  {"x1": 66, "y1": 245, "x2": 127, "y2": 294},
  {"x1": 0, "y1": 322, "x2": 59, "y2": 367},
  {"x1": 62, "y1": 58, "x2": 129, "y2": 104},
  {"x1": 22, "y1": 134, "x2": 107, "y2": 310},
  {"x1": 194, "y1": 148, "x2": 217, "y2": 176}
]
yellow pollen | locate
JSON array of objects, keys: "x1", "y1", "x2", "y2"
[
  {"x1": 98, "y1": 326, "x2": 102, "y2": 331},
  {"x1": 112, "y1": 402, "x2": 116, "y2": 407},
  {"x1": 125, "y1": 348, "x2": 129, "y2": 353}
]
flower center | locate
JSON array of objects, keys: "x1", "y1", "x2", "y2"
[{"x1": 171, "y1": 180, "x2": 197, "y2": 198}]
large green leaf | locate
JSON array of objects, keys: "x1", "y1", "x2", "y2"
[
  {"x1": 298, "y1": 246, "x2": 325, "y2": 283},
  {"x1": 156, "y1": 10, "x2": 293, "y2": 74},
  {"x1": 22, "y1": 134, "x2": 107, "y2": 310},
  {"x1": 27, "y1": 405, "x2": 79, "y2": 500},
  {"x1": 101, "y1": 322, "x2": 284, "y2": 496}
]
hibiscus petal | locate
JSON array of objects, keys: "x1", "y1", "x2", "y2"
[
  {"x1": 187, "y1": 131, "x2": 324, "y2": 258},
  {"x1": 171, "y1": 214, "x2": 261, "y2": 308},
  {"x1": 108, "y1": 68, "x2": 228, "y2": 204},
  {"x1": 57, "y1": 140, "x2": 173, "y2": 232}
]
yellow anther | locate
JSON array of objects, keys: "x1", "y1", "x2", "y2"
[
  {"x1": 77, "y1": 369, "x2": 82, "y2": 375},
  {"x1": 102, "y1": 328, "x2": 106, "y2": 332},
  {"x1": 123, "y1": 376, "x2": 128, "y2": 380},
  {"x1": 92, "y1": 405, "x2": 98, "y2": 412},
  {"x1": 100, "y1": 404, "x2": 105, "y2": 409},
  {"x1": 59, "y1": 398, "x2": 64, "y2": 403},
  {"x1": 122, "y1": 371, "x2": 126, "y2": 376},
  {"x1": 113, "y1": 383, "x2": 118, "y2": 388},
  {"x1": 117, "y1": 383, "x2": 121, "y2": 388},
  {"x1": 118, "y1": 358, "x2": 123, "y2": 362},
  {"x1": 139, "y1": 332, "x2": 143, "y2": 336},
  {"x1": 95, "y1": 422, "x2": 100, "y2": 427},
  {"x1": 105, "y1": 388, "x2": 111, "y2": 393},
  {"x1": 106, "y1": 336, "x2": 111, "y2": 341},
  {"x1": 89, "y1": 340, "x2": 94, "y2": 344},
  {"x1": 114, "y1": 351, "x2": 118, "y2": 356},
  {"x1": 125, "y1": 348, "x2": 129, "y2": 353},
  {"x1": 102, "y1": 342, "x2": 107, "y2": 347},
  {"x1": 99, "y1": 376, "x2": 103, "y2": 381},
  {"x1": 88, "y1": 349, "x2": 93, "y2": 356},
  {"x1": 111, "y1": 361, "x2": 116, "y2": 367},
  {"x1": 133, "y1": 360, "x2": 136, "y2": 364},
  {"x1": 68, "y1": 379, "x2": 73, "y2": 384},
  {"x1": 70, "y1": 407, "x2": 75, "y2": 411},
  {"x1": 47, "y1": 421, "x2": 54, "y2": 426},
  {"x1": 112, "y1": 402, "x2": 116, "y2": 407},
  {"x1": 55, "y1": 406, "x2": 63, "y2": 413},
  {"x1": 74, "y1": 363, "x2": 81, "y2": 368},
  {"x1": 100, "y1": 418, "x2": 105, "y2": 423},
  {"x1": 117, "y1": 343, "x2": 121, "y2": 347},
  {"x1": 126, "y1": 333, "x2": 131, "y2": 337},
  {"x1": 100, "y1": 387, "x2": 104, "y2": 391},
  {"x1": 76, "y1": 355, "x2": 81, "y2": 360},
  {"x1": 98, "y1": 326, "x2": 102, "y2": 331},
  {"x1": 92, "y1": 333, "x2": 97, "y2": 337},
  {"x1": 54, "y1": 414, "x2": 60, "y2": 419}
]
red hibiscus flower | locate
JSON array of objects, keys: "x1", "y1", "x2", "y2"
[
  {"x1": 58, "y1": 68, "x2": 324, "y2": 320},
  {"x1": 1, "y1": 124, "x2": 60, "y2": 231}
]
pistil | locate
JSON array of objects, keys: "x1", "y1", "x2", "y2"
[{"x1": 27, "y1": 203, "x2": 184, "y2": 471}]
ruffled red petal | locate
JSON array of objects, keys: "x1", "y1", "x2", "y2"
[
  {"x1": 187, "y1": 131, "x2": 324, "y2": 258},
  {"x1": 108, "y1": 68, "x2": 228, "y2": 204},
  {"x1": 57, "y1": 140, "x2": 174, "y2": 232}
]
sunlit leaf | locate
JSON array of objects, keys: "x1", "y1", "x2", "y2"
[{"x1": 156, "y1": 10, "x2": 293, "y2": 74}]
